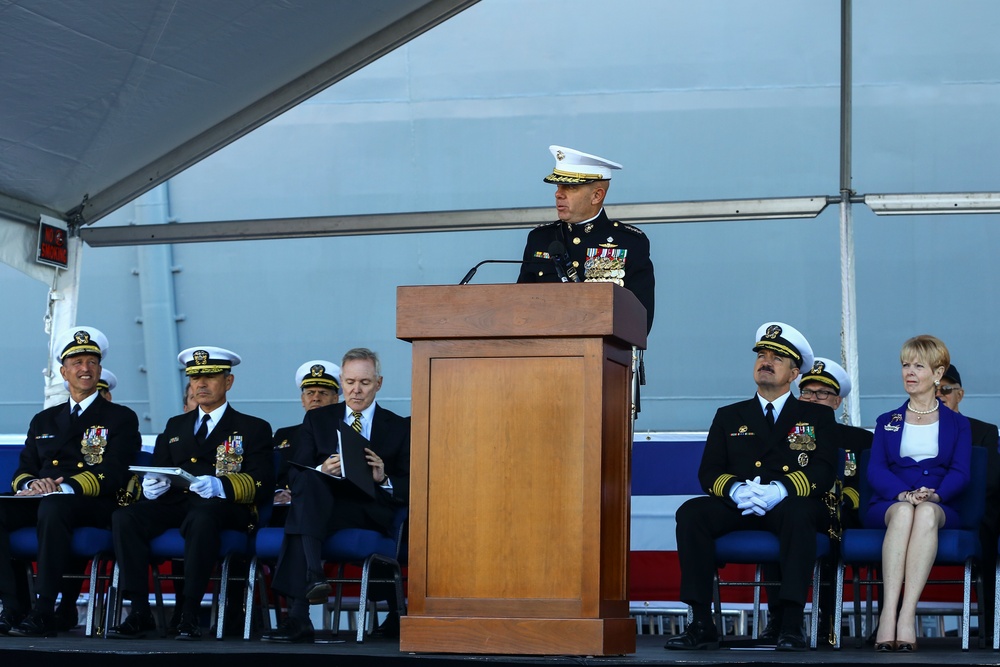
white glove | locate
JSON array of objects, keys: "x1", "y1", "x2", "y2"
[
  {"x1": 190, "y1": 475, "x2": 224, "y2": 499},
  {"x1": 749, "y1": 480, "x2": 785, "y2": 512},
  {"x1": 142, "y1": 475, "x2": 171, "y2": 500},
  {"x1": 732, "y1": 477, "x2": 765, "y2": 516}
]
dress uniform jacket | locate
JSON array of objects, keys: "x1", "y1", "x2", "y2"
[
  {"x1": 517, "y1": 209, "x2": 655, "y2": 332},
  {"x1": 864, "y1": 402, "x2": 971, "y2": 528},
  {"x1": 0, "y1": 395, "x2": 140, "y2": 608},
  {"x1": 967, "y1": 416, "x2": 1000, "y2": 534},
  {"x1": 150, "y1": 406, "x2": 273, "y2": 509},
  {"x1": 14, "y1": 394, "x2": 141, "y2": 497},
  {"x1": 112, "y1": 405, "x2": 272, "y2": 614},
  {"x1": 287, "y1": 402, "x2": 409, "y2": 537},
  {"x1": 271, "y1": 424, "x2": 300, "y2": 493},
  {"x1": 700, "y1": 396, "x2": 839, "y2": 503},
  {"x1": 833, "y1": 423, "x2": 874, "y2": 528}
]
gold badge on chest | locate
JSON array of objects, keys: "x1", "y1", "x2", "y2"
[
  {"x1": 81, "y1": 426, "x2": 108, "y2": 465},
  {"x1": 215, "y1": 435, "x2": 244, "y2": 475},
  {"x1": 787, "y1": 423, "x2": 816, "y2": 451}
]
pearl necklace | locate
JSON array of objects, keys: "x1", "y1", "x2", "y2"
[{"x1": 907, "y1": 400, "x2": 939, "y2": 420}]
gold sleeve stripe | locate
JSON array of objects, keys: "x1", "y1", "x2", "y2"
[
  {"x1": 13, "y1": 474, "x2": 34, "y2": 492},
  {"x1": 843, "y1": 487, "x2": 860, "y2": 510},
  {"x1": 711, "y1": 474, "x2": 737, "y2": 498},
  {"x1": 70, "y1": 471, "x2": 101, "y2": 496},
  {"x1": 225, "y1": 473, "x2": 257, "y2": 504},
  {"x1": 786, "y1": 471, "x2": 810, "y2": 496}
]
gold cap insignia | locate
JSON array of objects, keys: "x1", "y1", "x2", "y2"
[
  {"x1": 310, "y1": 364, "x2": 325, "y2": 378},
  {"x1": 811, "y1": 360, "x2": 825, "y2": 373},
  {"x1": 764, "y1": 325, "x2": 782, "y2": 340},
  {"x1": 74, "y1": 331, "x2": 91, "y2": 345},
  {"x1": 555, "y1": 150, "x2": 565, "y2": 161},
  {"x1": 193, "y1": 350, "x2": 209, "y2": 366}
]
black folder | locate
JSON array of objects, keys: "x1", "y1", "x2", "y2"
[{"x1": 289, "y1": 421, "x2": 375, "y2": 498}]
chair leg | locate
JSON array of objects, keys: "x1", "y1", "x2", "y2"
[
  {"x1": 104, "y1": 562, "x2": 122, "y2": 639},
  {"x1": 243, "y1": 557, "x2": 258, "y2": 641},
  {"x1": 84, "y1": 555, "x2": 101, "y2": 637},
  {"x1": 994, "y1": 556, "x2": 1000, "y2": 650},
  {"x1": 833, "y1": 558, "x2": 844, "y2": 649},
  {"x1": 356, "y1": 556, "x2": 376, "y2": 643},
  {"x1": 751, "y1": 564, "x2": 761, "y2": 639},
  {"x1": 151, "y1": 564, "x2": 168, "y2": 637},
  {"x1": 962, "y1": 558, "x2": 971, "y2": 651},
  {"x1": 852, "y1": 566, "x2": 863, "y2": 648},
  {"x1": 217, "y1": 555, "x2": 231, "y2": 641},
  {"x1": 712, "y1": 571, "x2": 723, "y2": 637},
  {"x1": 809, "y1": 558, "x2": 821, "y2": 649}
]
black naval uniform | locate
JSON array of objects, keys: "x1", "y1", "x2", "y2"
[
  {"x1": 675, "y1": 396, "x2": 837, "y2": 608},
  {"x1": 835, "y1": 423, "x2": 874, "y2": 529},
  {"x1": 0, "y1": 395, "x2": 141, "y2": 614},
  {"x1": 517, "y1": 208, "x2": 655, "y2": 333},
  {"x1": 269, "y1": 424, "x2": 300, "y2": 527},
  {"x1": 112, "y1": 406, "x2": 272, "y2": 617},
  {"x1": 968, "y1": 415, "x2": 1000, "y2": 636}
]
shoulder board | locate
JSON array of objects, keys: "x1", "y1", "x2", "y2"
[{"x1": 616, "y1": 222, "x2": 646, "y2": 236}]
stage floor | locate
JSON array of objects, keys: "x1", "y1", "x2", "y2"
[{"x1": 1, "y1": 631, "x2": 999, "y2": 667}]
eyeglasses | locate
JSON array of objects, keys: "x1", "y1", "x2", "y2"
[
  {"x1": 800, "y1": 388, "x2": 837, "y2": 400},
  {"x1": 938, "y1": 385, "x2": 962, "y2": 396}
]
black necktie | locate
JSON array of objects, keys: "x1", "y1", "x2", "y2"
[
  {"x1": 765, "y1": 403, "x2": 775, "y2": 429},
  {"x1": 70, "y1": 404, "x2": 81, "y2": 425},
  {"x1": 196, "y1": 414, "x2": 210, "y2": 444}
]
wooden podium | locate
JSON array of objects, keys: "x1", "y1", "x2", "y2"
[{"x1": 396, "y1": 283, "x2": 645, "y2": 655}]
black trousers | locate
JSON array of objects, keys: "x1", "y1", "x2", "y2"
[
  {"x1": 112, "y1": 498, "x2": 251, "y2": 615},
  {"x1": 675, "y1": 495, "x2": 829, "y2": 607},
  {"x1": 271, "y1": 467, "x2": 388, "y2": 600},
  {"x1": 0, "y1": 494, "x2": 115, "y2": 611}
]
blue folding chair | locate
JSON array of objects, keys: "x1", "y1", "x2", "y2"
[
  {"x1": 106, "y1": 450, "x2": 272, "y2": 640},
  {"x1": 835, "y1": 446, "x2": 985, "y2": 650},
  {"x1": 247, "y1": 505, "x2": 407, "y2": 643}
]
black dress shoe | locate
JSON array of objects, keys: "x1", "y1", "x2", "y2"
[
  {"x1": 305, "y1": 580, "x2": 331, "y2": 604},
  {"x1": 261, "y1": 616, "x2": 315, "y2": 644},
  {"x1": 775, "y1": 630, "x2": 808, "y2": 651},
  {"x1": 664, "y1": 620, "x2": 720, "y2": 650},
  {"x1": 108, "y1": 609, "x2": 157, "y2": 639},
  {"x1": 174, "y1": 614, "x2": 202, "y2": 641},
  {"x1": 0, "y1": 609, "x2": 24, "y2": 635},
  {"x1": 9, "y1": 610, "x2": 58, "y2": 637},
  {"x1": 54, "y1": 606, "x2": 80, "y2": 632},
  {"x1": 758, "y1": 617, "x2": 781, "y2": 642}
]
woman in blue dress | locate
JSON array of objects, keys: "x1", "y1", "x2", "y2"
[{"x1": 866, "y1": 335, "x2": 971, "y2": 652}]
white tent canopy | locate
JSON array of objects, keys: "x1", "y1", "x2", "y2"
[{"x1": 0, "y1": 0, "x2": 477, "y2": 278}]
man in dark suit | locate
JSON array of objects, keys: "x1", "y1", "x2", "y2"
[
  {"x1": 109, "y1": 346, "x2": 272, "y2": 640},
  {"x1": 937, "y1": 364, "x2": 1000, "y2": 633},
  {"x1": 262, "y1": 347, "x2": 410, "y2": 643},
  {"x1": 271, "y1": 359, "x2": 341, "y2": 526},
  {"x1": 665, "y1": 322, "x2": 837, "y2": 652},
  {"x1": 0, "y1": 327, "x2": 141, "y2": 637},
  {"x1": 517, "y1": 145, "x2": 655, "y2": 333}
]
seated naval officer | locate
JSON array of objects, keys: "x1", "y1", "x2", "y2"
[
  {"x1": 516, "y1": 145, "x2": 656, "y2": 333},
  {"x1": 261, "y1": 348, "x2": 409, "y2": 644},
  {"x1": 271, "y1": 360, "x2": 341, "y2": 526},
  {"x1": 1, "y1": 327, "x2": 141, "y2": 637},
  {"x1": 109, "y1": 346, "x2": 272, "y2": 640},
  {"x1": 760, "y1": 356, "x2": 872, "y2": 644},
  {"x1": 52, "y1": 366, "x2": 123, "y2": 631},
  {"x1": 937, "y1": 364, "x2": 1000, "y2": 636},
  {"x1": 664, "y1": 323, "x2": 837, "y2": 652}
]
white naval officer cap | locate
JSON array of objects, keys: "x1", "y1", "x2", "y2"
[
  {"x1": 55, "y1": 326, "x2": 108, "y2": 362},
  {"x1": 543, "y1": 145, "x2": 623, "y2": 184},
  {"x1": 178, "y1": 346, "x2": 241, "y2": 376},
  {"x1": 752, "y1": 322, "x2": 814, "y2": 372},
  {"x1": 799, "y1": 357, "x2": 851, "y2": 398},
  {"x1": 295, "y1": 360, "x2": 341, "y2": 393}
]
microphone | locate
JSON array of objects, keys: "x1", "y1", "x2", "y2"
[
  {"x1": 458, "y1": 259, "x2": 524, "y2": 285},
  {"x1": 547, "y1": 241, "x2": 582, "y2": 283}
]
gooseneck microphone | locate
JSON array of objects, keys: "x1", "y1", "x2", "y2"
[
  {"x1": 547, "y1": 241, "x2": 581, "y2": 283},
  {"x1": 458, "y1": 259, "x2": 524, "y2": 285}
]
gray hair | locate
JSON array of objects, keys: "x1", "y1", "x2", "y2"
[{"x1": 342, "y1": 347, "x2": 381, "y2": 377}]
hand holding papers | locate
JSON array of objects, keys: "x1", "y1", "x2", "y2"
[{"x1": 129, "y1": 466, "x2": 198, "y2": 489}]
